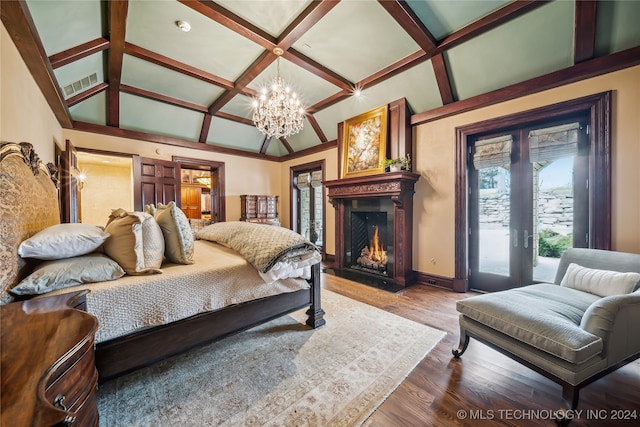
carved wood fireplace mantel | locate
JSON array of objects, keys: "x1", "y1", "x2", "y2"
[{"x1": 325, "y1": 171, "x2": 420, "y2": 288}]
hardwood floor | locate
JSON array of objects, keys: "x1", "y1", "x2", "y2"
[{"x1": 321, "y1": 272, "x2": 640, "y2": 426}]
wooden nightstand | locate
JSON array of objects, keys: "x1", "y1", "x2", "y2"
[{"x1": 1, "y1": 290, "x2": 99, "y2": 426}]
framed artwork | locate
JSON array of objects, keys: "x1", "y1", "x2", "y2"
[{"x1": 340, "y1": 105, "x2": 388, "y2": 178}]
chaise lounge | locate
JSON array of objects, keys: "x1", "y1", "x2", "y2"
[{"x1": 453, "y1": 248, "x2": 640, "y2": 423}]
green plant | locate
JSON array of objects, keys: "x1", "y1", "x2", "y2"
[
  {"x1": 381, "y1": 154, "x2": 411, "y2": 171},
  {"x1": 538, "y1": 229, "x2": 572, "y2": 258}
]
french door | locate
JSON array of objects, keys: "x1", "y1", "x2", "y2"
[
  {"x1": 291, "y1": 162, "x2": 325, "y2": 254},
  {"x1": 469, "y1": 116, "x2": 589, "y2": 292}
]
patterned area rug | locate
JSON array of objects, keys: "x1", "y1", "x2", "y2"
[{"x1": 97, "y1": 290, "x2": 445, "y2": 426}]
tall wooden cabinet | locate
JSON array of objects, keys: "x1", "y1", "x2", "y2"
[
  {"x1": 181, "y1": 184, "x2": 202, "y2": 219},
  {"x1": 240, "y1": 195, "x2": 279, "y2": 226}
]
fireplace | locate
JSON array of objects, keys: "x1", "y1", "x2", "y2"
[
  {"x1": 353, "y1": 218, "x2": 388, "y2": 274},
  {"x1": 325, "y1": 171, "x2": 419, "y2": 289}
]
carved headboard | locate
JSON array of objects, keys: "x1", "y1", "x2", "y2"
[{"x1": 0, "y1": 142, "x2": 60, "y2": 303}]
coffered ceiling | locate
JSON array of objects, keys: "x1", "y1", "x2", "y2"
[{"x1": 2, "y1": 0, "x2": 639, "y2": 160}]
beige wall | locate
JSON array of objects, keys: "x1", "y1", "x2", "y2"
[
  {"x1": 413, "y1": 66, "x2": 640, "y2": 277},
  {"x1": 79, "y1": 161, "x2": 133, "y2": 227},
  {"x1": 0, "y1": 23, "x2": 63, "y2": 161},
  {"x1": 64, "y1": 130, "x2": 282, "y2": 223}
]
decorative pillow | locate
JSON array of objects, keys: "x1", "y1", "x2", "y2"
[
  {"x1": 17, "y1": 223, "x2": 110, "y2": 260},
  {"x1": 560, "y1": 263, "x2": 640, "y2": 297},
  {"x1": 103, "y1": 210, "x2": 164, "y2": 275},
  {"x1": 147, "y1": 202, "x2": 195, "y2": 265},
  {"x1": 10, "y1": 253, "x2": 125, "y2": 296}
]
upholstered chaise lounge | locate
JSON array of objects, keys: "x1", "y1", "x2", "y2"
[{"x1": 453, "y1": 248, "x2": 640, "y2": 422}]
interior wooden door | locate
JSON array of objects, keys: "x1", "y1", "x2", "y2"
[
  {"x1": 180, "y1": 185, "x2": 202, "y2": 219},
  {"x1": 133, "y1": 156, "x2": 181, "y2": 211},
  {"x1": 56, "y1": 139, "x2": 81, "y2": 223}
]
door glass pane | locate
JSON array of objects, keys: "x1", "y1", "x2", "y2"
[
  {"x1": 532, "y1": 156, "x2": 574, "y2": 282},
  {"x1": 313, "y1": 187, "x2": 323, "y2": 247},
  {"x1": 300, "y1": 186, "x2": 311, "y2": 241},
  {"x1": 478, "y1": 165, "x2": 511, "y2": 275}
]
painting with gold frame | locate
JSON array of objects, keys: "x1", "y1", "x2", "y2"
[{"x1": 340, "y1": 104, "x2": 388, "y2": 178}]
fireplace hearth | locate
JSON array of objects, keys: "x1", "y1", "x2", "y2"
[{"x1": 325, "y1": 171, "x2": 419, "y2": 289}]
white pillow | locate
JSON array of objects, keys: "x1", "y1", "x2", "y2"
[
  {"x1": 103, "y1": 210, "x2": 164, "y2": 275},
  {"x1": 560, "y1": 263, "x2": 640, "y2": 297},
  {"x1": 10, "y1": 253, "x2": 125, "y2": 295},
  {"x1": 18, "y1": 223, "x2": 110, "y2": 260},
  {"x1": 146, "y1": 202, "x2": 195, "y2": 265}
]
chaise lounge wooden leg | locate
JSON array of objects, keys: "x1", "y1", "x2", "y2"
[
  {"x1": 452, "y1": 331, "x2": 470, "y2": 358},
  {"x1": 555, "y1": 383, "x2": 580, "y2": 426}
]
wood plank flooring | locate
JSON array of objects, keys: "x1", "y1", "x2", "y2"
[{"x1": 322, "y1": 272, "x2": 640, "y2": 426}]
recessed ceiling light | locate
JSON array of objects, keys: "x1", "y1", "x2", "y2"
[
  {"x1": 353, "y1": 88, "x2": 362, "y2": 97},
  {"x1": 176, "y1": 20, "x2": 191, "y2": 32}
]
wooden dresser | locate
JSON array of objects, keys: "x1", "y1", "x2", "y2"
[
  {"x1": 0, "y1": 291, "x2": 99, "y2": 426},
  {"x1": 240, "y1": 195, "x2": 280, "y2": 226}
]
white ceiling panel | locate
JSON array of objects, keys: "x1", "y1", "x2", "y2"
[
  {"x1": 292, "y1": 0, "x2": 420, "y2": 82},
  {"x1": 26, "y1": 0, "x2": 103, "y2": 55},
  {"x1": 206, "y1": 116, "x2": 264, "y2": 152},
  {"x1": 216, "y1": 0, "x2": 313, "y2": 37},
  {"x1": 446, "y1": 0, "x2": 574, "y2": 100},
  {"x1": 122, "y1": 55, "x2": 225, "y2": 106},
  {"x1": 126, "y1": 0, "x2": 264, "y2": 81},
  {"x1": 70, "y1": 91, "x2": 107, "y2": 126},
  {"x1": 120, "y1": 93, "x2": 203, "y2": 141},
  {"x1": 406, "y1": 0, "x2": 510, "y2": 40}
]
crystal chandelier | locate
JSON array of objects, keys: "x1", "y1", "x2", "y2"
[{"x1": 252, "y1": 48, "x2": 304, "y2": 138}]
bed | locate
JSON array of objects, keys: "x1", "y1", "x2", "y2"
[{"x1": 0, "y1": 141, "x2": 325, "y2": 382}]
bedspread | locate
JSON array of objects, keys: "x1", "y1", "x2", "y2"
[
  {"x1": 196, "y1": 221, "x2": 320, "y2": 277},
  {"x1": 46, "y1": 240, "x2": 309, "y2": 343}
]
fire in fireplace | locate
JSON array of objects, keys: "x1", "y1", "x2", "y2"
[
  {"x1": 356, "y1": 225, "x2": 387, "y2": 272},
  {"x1": 350, "y1": 211, "x2": 390, "y2": 276}
]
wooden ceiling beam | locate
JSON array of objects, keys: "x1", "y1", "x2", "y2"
[
  {"x1": 0, "y1": 0, "x2": 72, "y2": 127},
  {"x1": 307, "y1": 90, "x2": 350, "y2": 114},
  {"x1": 124, "y1": 43, "x2": 235, "y2": 90},
  {"x1": 206, "y1": 51, "x2": 276, "y2": 115},
  {"x1": 278, "y1": 0, "x2": 340, "y2": 50},
  {"x1": 279, "y1": 137, "x2": 294, "y2": 154},
  {"x1": 306, "y1": 115, "x2": 328, "y2": 143},
  {"x1": 199, "y1": 113, "x2": 212, "y2": 143},
  {"x1": 259, "y1": 135, "x2": 270, "y2": 154},
  {"x1": 107, "y1": 0, "x2": 128, "y2": 127},
  {"x1": 213, "y1": 111, "x2": 254, "y2": 127},
  {"x1": 377, "y1": 0, "x2": 437, "y2": 54},
  {"x1": 73, "y1": 120, "x2": 281, "y2": 161},
  {"x1": 436, "y1": 0, "x2": 549, "y2": 53},
  {"x1": 67, "y1": 82, "x2": 109, "y2": 107},
  {"x1": 574, "y1": 0, "x2": 598, "y2": 64},
  {"x1": 358, "y1": 50, "x2": 428, "y2": 90},
  {"x1": 431, "y1": 53, "x2": 455, "y2": 105},
  {"x1": 178, "y1": 0, "x2": 276, "y2": 50},
  {"x1": 120, "y1": 84, "x2": 209, "y2": 113},
  {"x1": 284, "y1": 49, "x2": 353, "y2": 91},
  {"x1": 49, "y1": 37, "x2": 109, "y2": 69}
]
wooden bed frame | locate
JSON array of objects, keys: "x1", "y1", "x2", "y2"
[{"x1": 0, "y1": 141, "x2": 325, "y2": 383}]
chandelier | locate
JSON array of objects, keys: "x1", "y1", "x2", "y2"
[{"x1": 252, "y1": 48, "x2": 304, "y2": 138}]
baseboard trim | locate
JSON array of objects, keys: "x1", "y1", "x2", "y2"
[{"x1": 416, "y1": 272, "x2": 455, "y2": 291}]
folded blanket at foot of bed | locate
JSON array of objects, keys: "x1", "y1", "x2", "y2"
[{"x1": 196, "y1": 221, "x2": 321, "y2": 282}]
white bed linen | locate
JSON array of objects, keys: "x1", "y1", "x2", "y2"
[{"x1": 46, "y1": 240, "x2": 309, "y2": 343}]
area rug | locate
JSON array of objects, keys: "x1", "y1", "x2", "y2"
[{"x1": 97, "y1": 290, "x2": 445, "y2": 426}]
